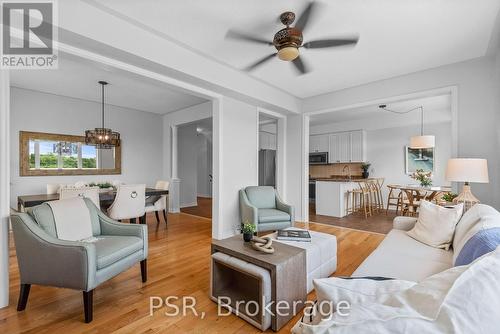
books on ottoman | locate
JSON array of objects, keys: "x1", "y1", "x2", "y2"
[{"x1": 277, "y1": 229, "x2": 311, "y2": 242}]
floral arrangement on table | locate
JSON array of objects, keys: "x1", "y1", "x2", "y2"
[
  {"x1": 442, "y1": 192, "x2": 458, "y2": 203},
  {"x1": 87, "y1": 182, "x2": 116, "y2": 190},
  {"x1": 410, "y1": 169, "x2": 432, "y2": 187}
]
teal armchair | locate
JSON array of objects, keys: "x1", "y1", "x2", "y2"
[
  {"x1": 239, "y1": 186, "x2": 294, "y2": 232},
  {"x1": 10, "y1": 198, "x2": 148, "y2": 323}
]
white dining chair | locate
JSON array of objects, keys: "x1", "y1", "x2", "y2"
[
  {"x1": 46, "y1": 183, "x2": 61, "y2": 195},
  {"x1": 145, "y1": 180, "x2": 169, "y2": 226},
  {"x1": 74, "y1": 181, "x2": 87, "y2": 188},
  {"x1": 107, "y1": 184, "x2": 146, "y2": 224},
  {"x1": 60, "y1": 187, "x2": 101, "y2": 208}
]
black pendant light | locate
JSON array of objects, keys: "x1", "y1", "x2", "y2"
[{"x1": 85, "y1": 81, "x2": 120, "y2": 148}]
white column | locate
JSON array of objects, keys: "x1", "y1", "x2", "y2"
[
  {"x1": 170, "y1": 125, "x2": 180, "y2": 213},
  {"x1": 0, "y1": 70, "x2": 10, "y2": 308}
]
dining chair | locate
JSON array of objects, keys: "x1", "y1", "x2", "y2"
[
  {"x1": 386, "y1": 185, "x2": 402, "y2": 215},
  {"x1": 60, "y1": 187, "x2": 101, "y2": 209},
  {"x1": 145, "y1": 180, "x2": 169, "y2": 226},
  {"x1": 46, "y1": 183, "x2": 60, "y2": 195},
  {"x1": 107, "y1": 184, "x2": 146, "y2": 224},
  {"x1": 74, "y1": 181, "x2": 87, "y2": 188},
  {"x1": 401, "y1": 189, "x2": 420, "y2": 217}
]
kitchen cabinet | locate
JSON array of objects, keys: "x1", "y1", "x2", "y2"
[
  {"x1": 328, "y1": 134, "x2": 340, "y2": 163},
  {"x1": 259, "y1": 131, "x2": 276, "y2": 150},
  {"x1": 325, "y1": 130, "x2": 366, "y2": 163},
  {"x1": 309, "y1": 134, "x2": 329, "y2": 153},
  {"x1": 350, "y1": 130, "x2": 365, "y2": 162}
]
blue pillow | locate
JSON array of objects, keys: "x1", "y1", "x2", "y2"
[{"x1": 455, "y1": 227, "x2": 500, "y2": 266}]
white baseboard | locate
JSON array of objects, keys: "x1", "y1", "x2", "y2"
[{"x1": 180, "y1": 201, "x2": 198, "y2": 208}]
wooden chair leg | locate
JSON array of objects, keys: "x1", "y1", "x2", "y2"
[
  {"x1": 17, "y1": 283, "x2": 31, "y2": 311},
  {"x1": 162, "y1": 210, "x2": 168, "y2": 226},
  {"x1": 83, "y1": 290, "x2": 93, "y2": 323},
  {"x1": 140, "y1": 259, "x2": 147, "y2": 283},
  {"x1": 154, "y1": 211, "x2": 160, "y2": 224}
]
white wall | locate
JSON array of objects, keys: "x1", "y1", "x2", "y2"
[
  {"x1": 304, "y1": 57, "x2": 500, "y2": 208},
  {"x1": 214, "y1": 97, "x2": 258, "y2": 238},
  {"x1": 285, "y1": 114, "x2": 309, "y2": 222},
  {"x1": 178, "y1": 123, "x2": 199, "y2": 207},
  {"x1": 10, "y1": 87, "x2": 164, "y2": 208}
]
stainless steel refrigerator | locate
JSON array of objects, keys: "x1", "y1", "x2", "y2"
[{"x1": 259, "y1": 149, "x2": 276, "y2": 187}]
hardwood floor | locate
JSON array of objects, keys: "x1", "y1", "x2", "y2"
[
  {"x1": 180, "y1": 197, "x2": 212, "y2": 219},
  {"x1": 1, "y1": 212, "x2": 384, "y2": 333},
  {"x1": 309, "y1": 203, "x2": 397, "y2": 234}
]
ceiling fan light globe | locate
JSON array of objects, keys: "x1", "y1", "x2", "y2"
[{"x1": 278, "y1": 47, "x2": 299, "y2": 61}]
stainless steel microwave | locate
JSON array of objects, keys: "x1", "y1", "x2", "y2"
[{"x1": 309, "y1": 152, "x2": 328, "y2": 165}]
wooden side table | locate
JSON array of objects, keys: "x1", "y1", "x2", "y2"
[{"x1": 211, "y1": 236, "x2": 307, "y2": 331}]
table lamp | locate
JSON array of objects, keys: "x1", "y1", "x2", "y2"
[{"x1": 445, "y1": 158, "x2": 489, "y2": 210}]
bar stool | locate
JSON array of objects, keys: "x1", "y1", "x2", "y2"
[
  {"x1": 374, "y1": 178, "x2": 385, "y2": 211},
  {"x1": 356, "y1": 181, "x2": 372, "y2": 219}
]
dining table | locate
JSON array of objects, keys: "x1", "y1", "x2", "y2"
[
  {"x1": 17, "y1": 188, "x2": 169, "y2": 212},
  {"x1": 386, "y1": 184, "x2": 452, "y2": 215}
]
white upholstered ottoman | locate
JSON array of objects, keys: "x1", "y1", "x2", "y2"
[{"x1": 267, "y1": 228, "x2": 337, "y2": 293}]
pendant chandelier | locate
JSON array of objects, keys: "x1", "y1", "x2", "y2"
[
  {"x1": 379, "y1": 104, "x2": 435, "y2": 149},
  {"x1": 85, "y1": 81, "x2": 120, "y2": 149}
]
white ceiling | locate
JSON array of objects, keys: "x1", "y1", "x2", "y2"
[
  {"x1": 10, "y1": 56, "x2": 207, "y2": 114},
  {"x1": 89, "y1": 0, "x2": 500, "y2": 98},
  {"x1": 309, "y1": 94, "x2": 451, "y2": 126}
]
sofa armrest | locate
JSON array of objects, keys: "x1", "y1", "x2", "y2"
[
  {"x1": 10, "y1": 213, "x2": 96, "y2": 291},
  {"x1": 393, "y1": 216, "x2": 418, "y2": 231},
  {"x1": 276, "y1": 193, "x2": 294, "y2": 223},
  {"x1": 239, "y1": 189, "x2": 258, "y2": 225}
]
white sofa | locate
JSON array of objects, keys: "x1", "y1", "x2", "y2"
[{"x1": 353, "y1": 204, "x2": 500, "y2": 282}]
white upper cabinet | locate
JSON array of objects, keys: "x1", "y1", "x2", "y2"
[
  {"x1": 320, "y1": 130, "x2": 366, "y2": 163},
  {"x1": 309, "y1": 134, "x2": 329, "y2": 153},
  {"x1": 339, "y1": 132, "x2": 351, "y2": 162},
  {"x1": 328, "y1": 134, "x2": 340, "y2": 163},
  {"x1": 350, "y1": 130, "x2": 365, "y2": 162}
]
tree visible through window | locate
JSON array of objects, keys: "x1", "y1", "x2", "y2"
[{"x1": 29, "y1": 140, "x2": 97, "y2": 169}]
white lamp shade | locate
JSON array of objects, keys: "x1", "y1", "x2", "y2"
[
  {"x1": 409, "y1": 135, "x2": 435, "y2": 149},
  {"x1": 446, "y1": 158, "x2": 489, "y2": 183}
]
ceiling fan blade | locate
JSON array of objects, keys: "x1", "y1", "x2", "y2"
[
  {"x1": 291, "y1": 56, "x2": 310, "y2": 75},
  {"x1": 225, "y1": 30, "x2": 273, "y2": 46},
  {"x1": 295, "y1": 1, "x2": 320, "y2": 32},
  {"x1": 303, "y1": 37, "x2": 359, "y2": 49},
  {"x1": 244, "y1": 53, "x2": 276, "y2": 71}
]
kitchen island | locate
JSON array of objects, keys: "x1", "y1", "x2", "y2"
[{"x1": 315, "y1": 179, "x2": 357, "y2": 218}]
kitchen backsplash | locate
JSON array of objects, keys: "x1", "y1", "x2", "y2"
[{"x1": 310, "y1": 163, "x2": 364, "y2": 178}]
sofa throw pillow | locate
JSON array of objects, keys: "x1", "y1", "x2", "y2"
[
  {"x1": 407, "y1": 201, "x2": 463, "y2": 250},
  {"x1": 455, "y1": 227, "x2": 500, "y2": 266}
]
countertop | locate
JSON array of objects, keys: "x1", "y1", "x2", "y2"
[{"x1": 311, "y1": 177, "x2": 373, "y2": 182}]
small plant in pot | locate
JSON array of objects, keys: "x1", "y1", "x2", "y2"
[
  {"x1": 242, "y1": 223, "x2": 256, "y2": 242},
  {"x1": 361, "y1": 163, "x2": 371, "y2": 179}
]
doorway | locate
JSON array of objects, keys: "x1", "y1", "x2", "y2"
[{"x1": 179, "y1": 117, "x2": 213, "y2": 219}]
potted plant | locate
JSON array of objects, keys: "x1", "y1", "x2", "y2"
[
  {"x1": 442, "y1": 192, "x2": 458, "y2": 204},
  {"x1": 410, "y1": 169, "x2": 432, "y2": 187},
  {"x1": 361, "y1": 163, "x2": 371, "y2": 179},
  {"x1": 241, "y1": 222, "x2": 256, "y2": 242}
]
